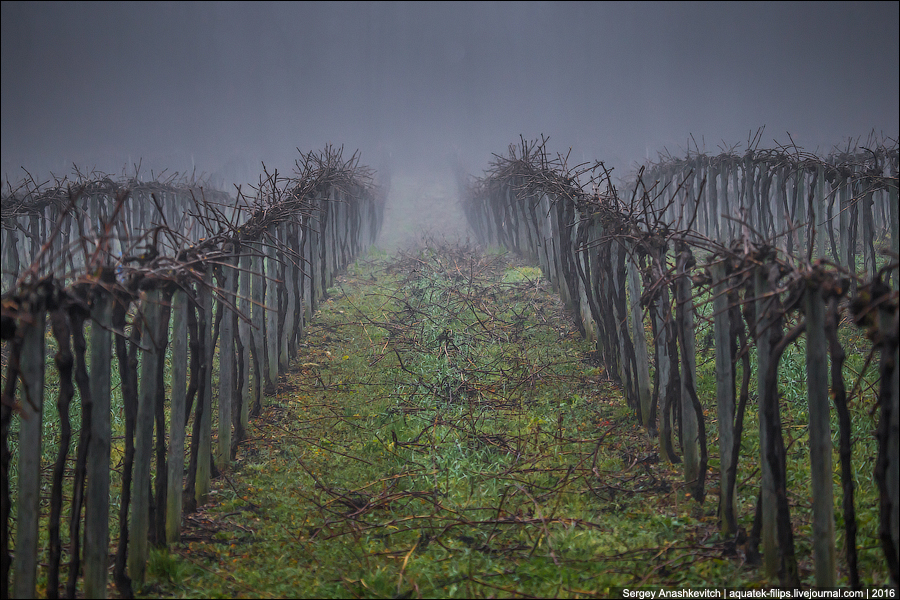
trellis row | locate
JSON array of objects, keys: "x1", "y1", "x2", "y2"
[
  {"x1": 463, "y1": 140, "x2": 899, "y2": 589},
  {"x1": 1, "y1": 180, "x2": 239, "y2": 294},
  {"x1": 635, "y1": 144, "x2": 899, "y2": 288},
  {"x1": 1, "y1": 155, "x2": 385, "y2": 598}
]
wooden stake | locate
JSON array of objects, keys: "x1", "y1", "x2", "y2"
[
  {"x1": 129, "y1": 286, "x2": 162, "y2": 586},
  {"x1": 197, "y1": 271, "x2": 213, "y2": 504},
  {"x1": 239, "y1": 252, "x2": 251, "y2": 429},
  {"x1": 218, "y1": 257, "x2": 235, "y2": 471},
  {"x1": 84, "y1": 281, "x2": 114, "y2": 598},
  {"x1": 676, "y1": 246, "x2": 701, "y2": 494},
  {"x1": 265, "y1": 228, "x2": 279, "y2": 386},
  {"x1": 11, "y1": 297, "x2": 44, "y2": 599},
  {"x1": 627, "y1": 243, "x2": 652, "y2": 429},
  {"x1": 711, "y1": 261, "x2": 737, "y2": 534},
  {"x1": 806, "y1": 283, "x2": 836, "y2": 586},
  {"x1": 166, "y1": 287, "x2": 189, "y2": 544},
  {"x1": 755, "y1": 264, "x2": 779, "y2": 580}
]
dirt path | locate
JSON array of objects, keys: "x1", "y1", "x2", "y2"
[{"x1": 141, "y1": 245, "x2": 741, "y2": 598}]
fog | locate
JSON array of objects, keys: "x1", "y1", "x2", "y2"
[{"x1": 2, "y1": 2, "x2": 897, "y2": 248}]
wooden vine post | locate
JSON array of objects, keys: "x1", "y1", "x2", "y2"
[
  {"x1": 839, "y1": 179, "x2": 851, "y2": 271},
  {"x1": 755, "y1": 260, "x2": 779, "y2": 580},
  {"x1": 874, "y1": 284, "x2": 900, "y2": 587},
  {"x1": 129, "y1": 285, "x2": 163, "y2": 586},
  {"x1": 239, "y1": 250, "x2": 251, "y2": 429},
  {"x1": 217, "y1": 253, "x2": 235, "y2": 471},
  {"x1": 708, "y1": 159, "x2": 720, "y2": 241},
  {"x1": 651, "y1": 244, "x2": 677, "y2": 464},
  {"x1": 805, "y1": 279, "x2": 836, "y2": 586},
  {"x1": 890, "y1": 171, "x2": 899, "y2": 290},
  {"x1": 11, "y1": 286, "x2": 46, "y2": 599},
  {"x1": 280, "y1": 221, "x2": 295, "y2": 371},
  {"x1": 626, "y1": 243, "x2": 652, "y2": 429},
  {"x1": 166, "y1": 286, "x2": 189, "y2": 543},
  {"x1": 197, "y1": 270, "x2": 213, "y2": 504},
  {"x1": 814, "y1": 165, "x2": 827, "y2": 260},
  {"x1": 710, "y1": 260, "x2": 737, "y2": 534},
  {"x1": 675, "y1": 244, "x2": 702, "y2": 498},
  {"x1": 610, "y1": 241, "x2": 629, "y2": 388},
  {"x1": 266, "y1": 227, "x2": 279, "y2": 387},
  {"x1": 889, "y1": 312, "x2": 899, "y2": 589},
  {"x1": 84, "y1": 272, "x2": 115, "y2": 598},
  {"x1": 574, "y1": 223, "x2": 594, "y2": 343},
  {"x1": 251, "y1": 243, "x2": 266, "y2": 413}
]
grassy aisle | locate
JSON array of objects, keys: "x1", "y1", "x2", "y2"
[{"x1": 141, "y1": 246, "x2": 761, "y2": 598}]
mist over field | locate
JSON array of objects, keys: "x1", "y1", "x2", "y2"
[
  {"x1": 3, "y1": 5, "x2": 900, "y2": 598},
  {"x1": 376, "y1": 172, "x2": 471, "y2": 251},
  {"x1": 2, "y1": 1, "x2": 898, "y2": 247}
]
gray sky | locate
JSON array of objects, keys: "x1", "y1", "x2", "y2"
[{"x1": 2, "y1": 1, "x2": 898, "y2": 189}]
